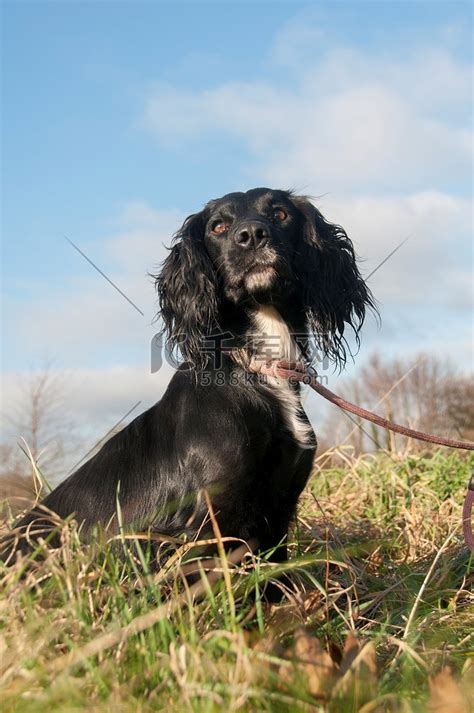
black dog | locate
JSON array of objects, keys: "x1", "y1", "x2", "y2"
[{"x1": 8, "y1": 188, "x2": 375, "y2": 563}]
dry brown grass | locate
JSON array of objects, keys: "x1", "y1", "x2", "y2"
[{"x1": 1, "y1": 449, "x2": 473, "y2": 711}]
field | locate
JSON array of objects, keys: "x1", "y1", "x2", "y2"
[{"x1": 1, "y1": 449, "x2": 473, "y2": 712}]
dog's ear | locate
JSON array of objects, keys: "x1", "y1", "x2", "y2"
[
  {"x1": 155, "y1": 211, "x2": 219, "y2": 370},
  {"x1": 290, "y1": 195, "x2": 377, "y2": 367}
]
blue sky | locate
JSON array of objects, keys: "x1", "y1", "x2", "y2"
[{"x1": 1, "y1": 1, "x2": 473, "y2": 460}]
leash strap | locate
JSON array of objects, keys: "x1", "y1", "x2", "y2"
[
  {"x1": 463, "y1": 475, "x2": 474, "y2": 551},
  {"x1": 255, "y1": 359, "x2": 474, "y2": 550},
  {"x1": 259, "y1": 360, "x2": 474, "y2": 451}
]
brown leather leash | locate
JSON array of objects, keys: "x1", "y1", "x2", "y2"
[{"x1": 252, "y1": 359, "x2": 474, "y2": 550}]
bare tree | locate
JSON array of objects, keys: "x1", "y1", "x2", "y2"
[
  {"x1": 1, "y1": 365, "x2": 78, "y2": 508},
  {"x1": 11, "y1": 366, "x2": 74, "y2": 467}
]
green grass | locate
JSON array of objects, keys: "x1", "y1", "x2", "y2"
[{"x1": 1, "y1": 450, "x2": 473, "y2": 712}]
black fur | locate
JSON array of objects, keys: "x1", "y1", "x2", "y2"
[{"x1": 6, "y1": 188, "x2": 375, "y2": 564}]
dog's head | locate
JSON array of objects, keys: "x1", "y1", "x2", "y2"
[{"x1": 155, "y1": 188, "x2": 376, "y2": 369}]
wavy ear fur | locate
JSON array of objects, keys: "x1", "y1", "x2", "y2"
[
  {"x1": 155, "y1": 212, "x2": 219, "y2": 370},
  {"x1": 291, "y1": 195, "x2": 377, "y2": 368}
]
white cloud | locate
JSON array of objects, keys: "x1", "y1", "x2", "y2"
[
  {"x1": 106, "y1": 201, "x2": 182, "y2": 272},
  {"x1": 6, "y1": 203, "x2": 184, "y2": 369},
  {"x1": 142, "y1": 45, "x2": 472, "y2": 194},
  {"x1": 318, "y1": 190, "x2": 472, "y2": 309}
]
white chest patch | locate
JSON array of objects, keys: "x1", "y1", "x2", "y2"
[{"x1": 252, "y1": 306, "x2": 315, "y2": 449}]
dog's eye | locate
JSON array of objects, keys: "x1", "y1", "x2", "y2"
[
  {"x1": 273, "y1": 208, "x2": 287, "y2": 222},
  {"x1": 211, "y1": 221, "x2": 228, "y2": 235}
]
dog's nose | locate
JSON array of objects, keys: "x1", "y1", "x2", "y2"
[{"x1": 234, "y1": 222, "x2": 269, "y2": 250}]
